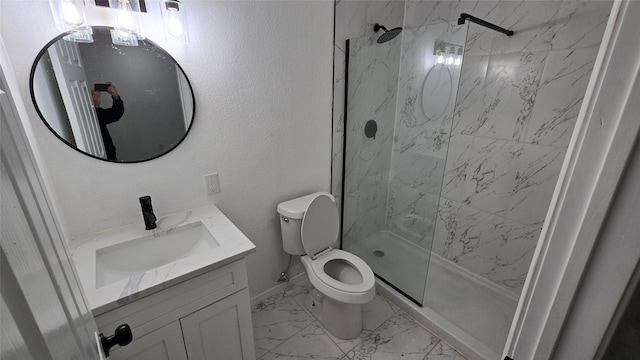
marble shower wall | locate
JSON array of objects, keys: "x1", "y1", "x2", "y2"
[
  {"x1": 333, "y1": 0, "x2": 405, "y2": 195},
  {"x1": 336, "y1": 0, "x2": 405, "y2": 243},
  {"x1": 423, "y1": 0, "x2": 612, "y2": 294},
  {"x1": 342, "y1": 36, "x2": 401, "y2": 243},
  {"x1": 334, "y1": 0, "x2": 612, "y2": 295}
]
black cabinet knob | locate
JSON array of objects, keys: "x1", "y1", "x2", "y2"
[{"x1": 100, "y1": 324, "x2": 133, "y2": 357}]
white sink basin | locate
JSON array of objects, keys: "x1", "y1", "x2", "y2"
[
  {"x1": 95, "y1": 221, "x2": 219, "y2": 287},
  {"x1": 71, "y1": 205, "x2": 256, "y2": 314}
]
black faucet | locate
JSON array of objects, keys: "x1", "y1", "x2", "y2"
[{"x1": 139, "y1": 196, "x2": 157, "y2": 230}]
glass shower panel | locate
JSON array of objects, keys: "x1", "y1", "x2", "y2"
[
  {"x1": 342, "y1": 21, "x2": 467, "y2": 305},
  {"x1": 342, "y1": 33, "x2": 403, "y2": 297}
]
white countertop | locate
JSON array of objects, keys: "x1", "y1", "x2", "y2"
[{"x1": 71, "y1": 204, "x2": 256, "y2": 315}]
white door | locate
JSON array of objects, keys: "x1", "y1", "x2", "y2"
[
  {"x1": 1, "y1": 70, "x2": 103, "y2": 359},
  {"x1": 48, "y1": 39, "x2": 105, "y2": 158}
]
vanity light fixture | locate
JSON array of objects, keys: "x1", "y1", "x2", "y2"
[
  {"x1": 109, "y1": 0, "x2": 143, "y2": 46},
  {"x1": 160, "y1": 0, "x2": 188, "y2": 41},
  {"x1": 49, "y1": 0, "x2": 94, "y2": 42},
  {"x1": 434, "y1": 41, "x2": 463, "y2": 68}
]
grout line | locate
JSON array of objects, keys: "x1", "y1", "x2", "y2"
[{"x1": 422, "y1": 340, "x2": 442, "y2": 360}]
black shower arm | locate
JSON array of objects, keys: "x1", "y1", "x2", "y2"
[{"x1": 458, "y1": 13, "x2": 514, "y2": 36}]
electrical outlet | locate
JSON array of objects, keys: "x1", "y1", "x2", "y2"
[{"x1": 204, "y1": 173, "x2": 220, "y2": 194}]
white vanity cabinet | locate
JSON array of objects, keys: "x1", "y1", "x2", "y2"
[{"x1": 97, "y1": 259, "x2": 255, "y2": 360}]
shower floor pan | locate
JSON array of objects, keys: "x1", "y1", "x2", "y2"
[{"x1": 350, "y1": 230, "x2": 518, "y2": 360}]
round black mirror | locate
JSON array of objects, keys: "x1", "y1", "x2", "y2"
[{"x1": 30, "y1": 26, "x2": 195, "y2": 163}]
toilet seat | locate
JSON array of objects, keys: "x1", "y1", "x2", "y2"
[
  {"x1": 300, "y1": 194, "x2": 375, "y2": 304},
  {"x1": 309, "y1": 249, "x2": 375, "y2": 293}
]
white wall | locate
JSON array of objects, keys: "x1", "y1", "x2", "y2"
[{"x1": 0, "y1": 0, "x2": 334, "y2": 297}]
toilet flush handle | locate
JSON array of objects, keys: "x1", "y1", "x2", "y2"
[{"x1": 281, "y1": 216, "x2": 289, "y2": 223}]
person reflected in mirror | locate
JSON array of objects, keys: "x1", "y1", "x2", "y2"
[{"x1": 92, "y1": 82, "x2": 124, "y2": 161}]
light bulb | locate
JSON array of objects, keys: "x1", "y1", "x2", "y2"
[
  {"x1": 116, "y1": 0, "x2": 135, "y2": 32},
  {"x1": 436, "y1": 50, "x2": 445, "y2": 65},
  {"x1": 62, "y1": 0, "x2": 82, "y2": 27},
  {"x1": 167, "y1": 10, "x2": 183, "y2": 37},
  {"x1": 445, "y1": 46, "x2": 454, "y2": 65},
  {"x1": 454, "y1": 47, "x2": 463, "y2": 66}
]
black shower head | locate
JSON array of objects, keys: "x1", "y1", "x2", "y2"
[{"x1": 374, "y1": 23, "x2": 402, "y2": 44}]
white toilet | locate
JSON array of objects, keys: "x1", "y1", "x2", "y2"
[{"x1": 277, "y1": 192, "x2": 375, "y2": 339}]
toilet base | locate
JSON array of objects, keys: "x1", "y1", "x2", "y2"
[{"x1": 304, "y1": 291, "x2": 363, "y2": 340}]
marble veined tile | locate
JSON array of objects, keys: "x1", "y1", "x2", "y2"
[
  {"x1": 441, "y1": 133, "x2": 565, "y2": 225},
  {"x1": 490, "y1": 0, "x2": 561, "y2": 54},
  {"x1": 433, "y1": 199, "x2": 541, "y2": 293},
  {"x1": 404, "y1": 0, "x2": 454, "y2": 30},
  {"x1": 442, "y1": 134, "x2": 524, "y2": 216},
  {"x1": 342, "y1": 184, "x2": 388, "y2": 243},
  {"x1": 387, "y1": 183, "x2": 439, "y2": 247},
  {"x1": 440, "y1": 134, "x2": 473, "y2": 204},
  {"x1": 425, "y1": 341, "x2": 467, "y2": 360},
  {"x1": 362, "y1": 293, "x2": 400, "y2": 331},
  {"x1": 460, "y1": 137, "x2": 523, "y2": 216},
  {"x1": 525, "y1": 81, "x2": 585, "y2": 148},
  {"x1": 525, "y1": 47, "x2": 599, "y2": 147},
  {"x1": 323, "y1": 293, "x2": 400, "y2": 357},
  {"x1": 452, "y1": 55, "x2": 489, "y2": 135},
  {"x1": 551, "y1": 0, "x2": 611, "y2": 51},
  {"x1": 455, "y1": 51, "x2": 547, "y2": 142},
  {"x1": 348, "y1": 312, "x2": 440, "y2": 360},
  {"x1": 538, "y1": 47, "x2": 600, "y2": 88},
  {"x1": 260, "y1": 322, "x2": 346, "y2": 360},
  {"x1": 506, "y1": 143, "x2": 565, "y2": 226},
  {"x1": 459, "y1": 2, "x2": 502, "y2": 56},
  {"x1": 431, "y1": 198, "x2": 461, "y2": 257},
  {"x1": 390, "y1": 150, "x2": 446, "y2": 196},
  {"x1": 252, "y1": 292, "x2": 315, "y2": 358}
]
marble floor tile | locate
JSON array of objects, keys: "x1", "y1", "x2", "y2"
[
  {"x1": 362, "y1": 293, "x2": 400, "y2": 331},
  {"x1": 425, "y1": 341, "x2": 467, "y2": 360},
  {"x1": 326, "y1": 328, "x2": 372, "y2": 355},
  {"x1": 260, "y1": 322, "x2": 346, "y2": 360},
  {"x1": 253, "y1": 285, "x2": 468, "y2": 360},
  {"x1": 347, "y1": 312, "x2": 440, "y2": 360},
  {"x1": 252, "y1": 291, "x2": 315, "y2": 358}
]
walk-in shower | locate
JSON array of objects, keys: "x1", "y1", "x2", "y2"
[{"x1": 341, "y1": 4, "x2": 611, "y2": 358}]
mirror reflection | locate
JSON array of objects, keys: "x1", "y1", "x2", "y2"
[
  {"x1": 421, "y1": 65, "x2": 452, "y2": 121},
  {"x1": 30, "y1": 26, "x2": 195, "y2": 163}
]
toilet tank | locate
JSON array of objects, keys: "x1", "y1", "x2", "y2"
[{"x1": 277, "y1": 192, "x2": 334, "y2": 255}]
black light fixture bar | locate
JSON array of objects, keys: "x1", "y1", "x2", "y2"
[{"x1": 458, "y1": 13, "x2": 514, "y2": 36}]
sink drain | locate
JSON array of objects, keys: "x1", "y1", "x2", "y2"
[{"x1": 373, "y1": 250, "x2": 385, "y2": 257}]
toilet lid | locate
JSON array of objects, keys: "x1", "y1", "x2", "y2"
[{"x1": 301, "y1": 194, "x2": 339, "y2": 257}]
